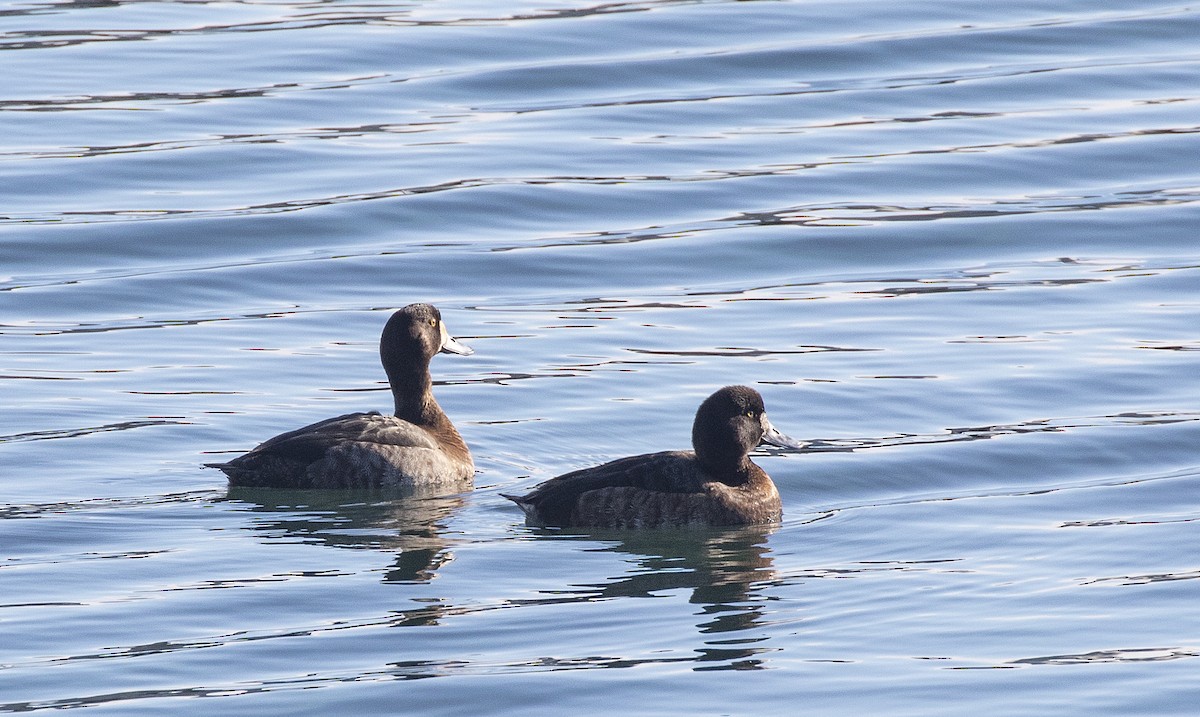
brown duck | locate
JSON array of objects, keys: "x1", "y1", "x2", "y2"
[
  {"x1": 206, "y1": 303, "x2": 474, "y2": 490},
  {"x1": 503, "y1": 385, "x2": 803, "y2": 528}
]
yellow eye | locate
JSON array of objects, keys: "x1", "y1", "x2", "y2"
[
  {"x1": 429, "y1": 318, "x2": 437, "y2": 327},
  {"x1": 745, "y1": 410, "x2": 755, "y2": 418}
]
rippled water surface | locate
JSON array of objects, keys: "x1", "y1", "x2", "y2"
[{"x1": 4, "y1": 0, "x2": 1200, "y2": 713}]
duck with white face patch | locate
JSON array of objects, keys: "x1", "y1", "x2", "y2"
[{"x1": 206, "y1": 303, "x2": 475, "y2": 490}]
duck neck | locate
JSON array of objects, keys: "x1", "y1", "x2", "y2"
[
  {"x1": 386, "y1": 363, "x2": 439, "y2": 425},
  {"x1": 696, "y1": 451, "x2": 753, "y2": 484},
  {"x1": 385, "y1": 362, "x2": 469, "y2": 463}
]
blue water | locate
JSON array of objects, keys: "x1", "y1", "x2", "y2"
[{"x1": 3, "y1": 0, "x2": 1200, "y2": 713}]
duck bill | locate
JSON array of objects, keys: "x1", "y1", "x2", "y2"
[
  {"x1": 440, "y1": 334, "x2": 474, "y2": 356},
  {"x1": 760, "y1": 416, "x2": 806, "y2": 450},
  {"x1": 438, "y1": 323, "x2": 474, "y2": 356}
]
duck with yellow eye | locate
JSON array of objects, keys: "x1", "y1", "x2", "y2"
[
  {"x1": 502, "y1": 385, "x2": 805, "y2": 529},
  {"x1": 206, "y1": 303, "x2": 475, "y2": 490}
]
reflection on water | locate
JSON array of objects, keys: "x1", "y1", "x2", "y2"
[
  {"x1": 521, "y1": 525, "x2": 779, "y2": 670},
  {"x1": 225, "y1": 487, "x2": 464, "y2": 584}
]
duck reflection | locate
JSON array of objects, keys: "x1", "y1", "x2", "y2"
[
  {"x1": 224, "y1": 486, "x2": 463, "y2": 584},
  {"x1": 535, "y1": 524, "x2": 777, "y2": 670}
]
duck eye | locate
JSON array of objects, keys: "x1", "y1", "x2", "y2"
[
  {"x1": 745, "y1": 410, "x2": 755, "y2": 418},
  {"x1": 428, "y1": 318, "x2": 437, "y2": 327}
]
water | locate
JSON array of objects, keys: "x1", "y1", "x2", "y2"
[{"x1": 3, "y1": 0, "x2": 1200, "y2": 713}]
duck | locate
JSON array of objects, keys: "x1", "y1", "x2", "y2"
[
  {"x1": 206, "y1": 303, "x2": 475, "y2": 490},
  {"x1": 502, "y1": 385, "x2": 804, "y2": 528}
]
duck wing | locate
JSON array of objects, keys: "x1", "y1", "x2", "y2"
[
  {"x1": 502, "y1": 451, "x2": 704, "y2": 526},
  {"x1": 247, "y1": 412, "x2": 435, "y2": 459},
  {"x1": 206, "y1": 412, "x2": 438, "y2": 485}
]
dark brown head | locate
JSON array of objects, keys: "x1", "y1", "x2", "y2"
[
  {"x1": 691, "y1": 385, "x2": 803, "y2": 474},
  {"x1": 380, "y1": 303, "x2": 473, "y2": 381}
]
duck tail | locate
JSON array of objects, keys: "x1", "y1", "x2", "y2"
[{"x1": 499, "y1": 492, "x2": 538, "y2": 520}]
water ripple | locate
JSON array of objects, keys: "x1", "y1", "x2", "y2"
[
  {"x1": 0, "y1": 419, "x2": 190, "y2": 445},
  {"x1": 777, "y1": 411, "x2": 1200, "y2": 456},
  {"x1": 1010, "y1": 647, "x2": 1200, "y2": 667},
  {"x1": 729, "y1": 185, "x2": 1200, "y2": 228}
]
